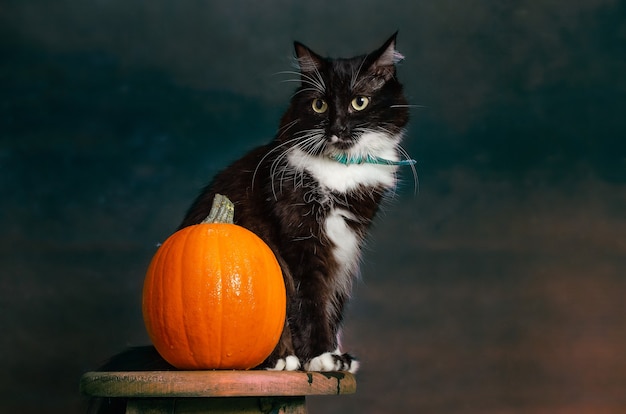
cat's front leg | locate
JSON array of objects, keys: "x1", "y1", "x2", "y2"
[{"x1": 291, "y1": 293, "x2": 360, "y2": 373}]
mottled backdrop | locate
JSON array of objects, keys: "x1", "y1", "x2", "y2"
[{"x1": 1, "y1": 1, "x2": 625, "y2": 413}]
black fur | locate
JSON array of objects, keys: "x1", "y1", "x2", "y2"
[{"x1": 180, "y1": 33, "x2": 409, "y2": 370}]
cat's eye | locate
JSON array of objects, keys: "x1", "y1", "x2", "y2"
[
  {"x1": 351, "y1": 96, "x2": 370, "y2": 111},
  {"x1": 311, "y1": 98, "x2": 328, "y2": 114}
]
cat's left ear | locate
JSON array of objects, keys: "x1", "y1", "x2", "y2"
[
  {"x1": 369, "y1": 32, "x2": 404, "y2": 81},
  {"x1": 294, "y1": 42, "x2": 324, "y2": 74}
]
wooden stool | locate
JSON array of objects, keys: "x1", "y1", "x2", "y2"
[{"x1": 80, "y1": 370, "x2": 356, "y2": 413}]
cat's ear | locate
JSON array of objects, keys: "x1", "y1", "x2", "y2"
[
  {"x1": 368, "y1": 32, "x2": 404, "y2": 82},
  {"x1": 294, "y1": 42, "x2": 324, "y2": 74}
]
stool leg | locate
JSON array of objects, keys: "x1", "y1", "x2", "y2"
[
  {"x1": 125, "y1": 396, "x2": 307, "y2": 413},
  {"x1": 126, "y1": 398, "x2": 174, "y2": 413},
  {"x1": 259, "y1": 396, "x2": 307, "y2": 414}
]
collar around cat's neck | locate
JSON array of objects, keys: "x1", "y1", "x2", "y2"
[{"x1": 329, "y1": 153, "x2": 417, "y2": 166}]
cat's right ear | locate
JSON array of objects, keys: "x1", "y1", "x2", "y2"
[{"x1": 294, "y1": 42, "x2": 324, "y2": 74}]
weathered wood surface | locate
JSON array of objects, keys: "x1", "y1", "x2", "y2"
[{"x1": 80, "y1": 371, "x2": 356, "y2": 398}]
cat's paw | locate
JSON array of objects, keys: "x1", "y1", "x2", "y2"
[
  {"x1": 304, "y1": 352, "x2": 359, "y2": 373},
  {"x1": 266, "y1": 355, "x2": 301, "y2": 371}
]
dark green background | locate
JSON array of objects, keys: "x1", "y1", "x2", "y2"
[{"x1": 1, "y1": 1, "x2": 625, "y2": 413}]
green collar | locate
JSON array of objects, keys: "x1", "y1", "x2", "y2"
[{"x1": 329, "y1": 153, "x2": 416, "y2": 166}]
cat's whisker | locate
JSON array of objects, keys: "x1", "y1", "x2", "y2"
[
  {"x1": 350, "y1": 53, "x2": 370, "y2": 91},
  {"x1": 274, "y1": 151, "x2": 292, "y2": 197},
  {"x1": 291, "y1": 87, "x2": 323, "y2": 99},
  {"x1": 276, "y1": 119, "x2": 300, "y2": 138},
  {"x1": 298, "y1": 133, "x2": 325, "y2": 156},
  {"x1": 309, "y1": 64, "x2": 327, "y2": 94},
  {"x1": 252, "y1": 133, "x2": 302, "y2": 193},
  {"x1": 397, "y1": 144, "x2": 419, "y2": 195},
  {"x1": 270, "y1": 138, "x2": 307, "y2": 193},
  {"x1": 282, "y1": 78, "x2": 324, "y2": 91},
  {"x1": 274, "y1": 70, "x2": 302, "y2": 77},
  {"x1": 285, "y1": 133, "x2": 325, "y2": 191},
  {"x1": 280, "y1": 79, "x2": 304, "y2": 84},
  {"x1": 277, "y1": 72, "x2": 315, "y2": 83},
  {"x1": 271, "y1": 149, "x2": 295, "y2": 198},
  {"x1": 277, "y1": 70, "x2": 326, "y2": 94},
  {"x1": 266, "y1": 130, "x2": 325, "y2": 199},
  {"x1": 390, "y1": 104, "x2": 425, "y2": 109}
]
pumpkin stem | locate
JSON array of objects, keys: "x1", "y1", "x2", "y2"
[{"x1": 202, "y1": 194, "x2": 235, "y2": 224}]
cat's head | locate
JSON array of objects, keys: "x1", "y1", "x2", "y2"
[{"x1": 279, "y1": 33, "x2": 410, "y2": 164}]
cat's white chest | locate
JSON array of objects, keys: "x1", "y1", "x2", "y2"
[
  {"x1": 287, "y1": 150, "x2": 397, "y2": 193},
  {"x1": 324, "y1": 208, "x2": 360, "y2": 296}
]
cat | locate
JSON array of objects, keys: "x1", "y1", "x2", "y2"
[{"x1": 178, "y1": 32, "x2": 413, "y2": 373}]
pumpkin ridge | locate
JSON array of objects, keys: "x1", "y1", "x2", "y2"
[
  {"x1": 154, "y1": 238, "x2": 170, "y2": 358},
  {"x1": 188, "y1": 225, "x2": 205, "y2": 365},
  {"x1": 158, "y1": 236, "x2": 176, "y2": 356},
  {"x1": 161, "y1": 226, "x2": 194, "y2": 368},
  {"x1": 247, "y1": 234, "x2": 270, "y2": 365},
  {"x1": 227, "y1": 225, "x2": 246, "y2": 367},
  {"x1": 239, "y1": 226, "x2": 260, "y2": 367},
  {"x1": 165, "y1": 234, "x2": 186, "y2": 361},
  {"x1": 144, "y1": 232, "x2": 176, "y2": 363},
  {"x1": 193, "y1": 224, "x2": 222, "y2": 363},
  {"x1": 189, "y1": 223, "x2": 226, "y2": 368},
  {"x1": 260, "y1": 234, "x2": 286, "y2": 360},
  {"x1": 213, "y1": 224, "x2": 224, "y2": 368}
]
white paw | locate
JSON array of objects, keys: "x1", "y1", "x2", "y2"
[
  {"x1": 266, "y1": 355, "x2": 301, "y2": 371},
  {"x1": 347, "y1": 359, "x2": 360, "y2": 374},
  {"x1": 304, "y1": 352, "x2": 359, "y2": 373},
  {"x1": 284, "y1": 355, "x2": 301, "y2": 371},
  {"x1": 305, "y1": 352, "x2": 339, "y2": 371}
]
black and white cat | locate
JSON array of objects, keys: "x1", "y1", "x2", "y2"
[{"x1": 180, "y1": 32, "x2": 413, "y2": 373}]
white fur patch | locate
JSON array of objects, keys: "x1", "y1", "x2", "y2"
[
  {"x1": 347, "y1": 359, "x2": 360, "y2": 374},
  {"x1": 353, "y1": 131, "x2": 402, "y2": 161},
  {"x1": 268, "y1": 359, "x2": 286, "y2": 371},
  {"x1": 324, "y1": 208, "x2": 360, "y2": 298},
  {"x1": 305, "y1": 352, "x2": 342, "y2": 372},
  {"x1": 286, "y1": 132, "x2": 401, "y2": 193},
  {"x1": 304, "y1": 352, "x2": 360, "y2": 373},
  {"x1": 284, "y1": 355, "x2": 301, "y2": 371},
  {"x1": 267, "y1": 355, "x2": 301, "y2": 371}
]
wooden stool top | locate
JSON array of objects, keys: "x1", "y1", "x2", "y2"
[{"x1": 80, "y1": 370, "x2": 356, "y2": 398}]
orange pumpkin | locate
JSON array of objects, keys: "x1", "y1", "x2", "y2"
[{"x1": 142, "y1": 195, "x2": 285, "y2": 370}]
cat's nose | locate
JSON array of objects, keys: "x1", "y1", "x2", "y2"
[
  {"x1": 327, "y1": 132, "x2": 354, "y2": 150},
  {"x1": 329, "y1": 123, "x2": 349, "y2": 141},
  {"x1": 327, "y1": 133, "x2": 351, "y2": 146}
]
